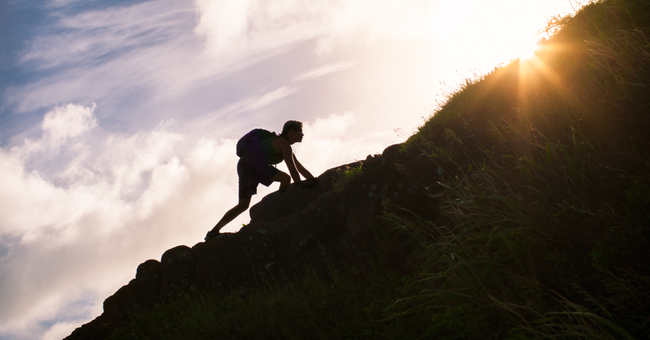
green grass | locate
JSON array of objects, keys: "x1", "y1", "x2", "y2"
[
  {"x1": 333, "y1": 163, "x2": 364, "y2": 193},
  {"x1": 107, "y1": 0, "x2": 650, "y2": 338}
]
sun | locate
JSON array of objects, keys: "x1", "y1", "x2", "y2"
[{"x1": 516, "y1": 42, "x2": 541, "y2": 60}]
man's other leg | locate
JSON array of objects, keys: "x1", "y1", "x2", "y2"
[{"x1": 209, "y1": 198, "x2": 251, "y2": 234}]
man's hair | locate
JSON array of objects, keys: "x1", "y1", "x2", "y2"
[{"x1": 280, "y1": 120, "x2": 303, "y2": 138}]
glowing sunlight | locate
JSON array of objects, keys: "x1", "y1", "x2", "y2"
[
  {"x1": 428, "y1": 0, "x2": 571, "y2": 78},
  {"x1": 516, "y1": 42, "x2": 541, "y2": 61}
]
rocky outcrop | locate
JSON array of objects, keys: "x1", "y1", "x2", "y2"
[{"x1": 65, "y1": 143, "x2": 441, "y2": 340}]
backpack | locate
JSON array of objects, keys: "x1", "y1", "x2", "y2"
[{"x1": 236, "y1": 128, "x2": 277, "y2": 157}]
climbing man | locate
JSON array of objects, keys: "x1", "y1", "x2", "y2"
[{"x1": 205, "y1": 120, "x2": 316, "y2": 240}]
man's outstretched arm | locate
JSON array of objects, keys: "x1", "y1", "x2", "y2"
[
  {"x1": 279, "y1": 140, "x2": 302, "y2": 183},
  {"x1": 293, "y1": 155, "x2": 314, "y2": 180}
]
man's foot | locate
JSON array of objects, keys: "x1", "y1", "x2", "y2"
[{"x1": 205, "y1": 230, "x2": 220, "y2": 241}]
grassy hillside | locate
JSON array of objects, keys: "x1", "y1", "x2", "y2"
[{"x1": 107, "y1": 0, "x2": 650, "y2": 338}]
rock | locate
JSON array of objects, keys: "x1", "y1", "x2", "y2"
[
  {"x1": 160, "y1": 245, "x2": 196, "y2": 291},
  {"x1": 134, "y1": 260, "x2": 161, "y2": 306},
  {"x1": 64, "y1": 140, "x2": 439, "y2": 340},
  {"x1": 103, "y1": 280, "x2": 137, "y2": 316}
]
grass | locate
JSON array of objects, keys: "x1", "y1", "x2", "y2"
[
  {"x1": 333, "y1": 163, "x2": 364, "y2": 193},
  {"x1": 107, "y1": 0, "x2": 650, "y2": 338},
  {"x1": 107, "y1": 239, "x2": 429, "y2": 340}
]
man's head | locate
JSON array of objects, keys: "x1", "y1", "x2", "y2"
[{"x1": 281, "y1": 120, "x2": 304, "y2": 144}]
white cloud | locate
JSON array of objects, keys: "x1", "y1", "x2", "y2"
[
  {"x1": 0, "y1": 103, "x2": 244, "y2": 339},
  {"x1": 41, "y1": 103, "x2": 97, "y2": 146},
  {"x1": 306, "y1": 111, "x2": 355, "y2": 139},
  {"x1": 42, "y1": 321, "x2": 82, "y2": 340},
  {"x1": 187, "y1": 86, "x2": 299, "y2": 136},
  {"x1": 246, "y1": 87, "x2": 298, "y2": 110},
  {"x1": 193, "y1": 0, "x2": 327, "y2": 55},
  {"x1": 6, "y1": 0, "x2": 439, "y2": 118},
  {"x1": 8, "y1": 1, "x2": 212, "y2": 114},
  {"x1": 46, "y1": 0, "x2": 84, "y2": 8},
  {"x1": 193, "y1": 0, "x2": 255, "y2": 53},
  {"x1": 8, "y1": 0, "x2": 316, "y2": 116},
  {"x1": 24, "y1": 1, "x2": 195, "y2": 70},
  {"x1": 286, "y1": 112, "x2": 390, "y2": 176},
  {"x1": 293, "y1": 61, "x2": 358, "y2": 82},
  {"x1": 193, "y1": 0, "x2": 438, "y2": 56}
]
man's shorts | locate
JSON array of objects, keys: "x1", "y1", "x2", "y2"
[{"x1": 237, "y1": 159, "x2": 281, "y2": 200}]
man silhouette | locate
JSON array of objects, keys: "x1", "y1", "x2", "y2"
[{"x1": 205, "y1": 120, "x2": 315, "y2": 240}]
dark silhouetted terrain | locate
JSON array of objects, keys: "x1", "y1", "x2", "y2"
[{"x1": 66, "y1": 0, "x2": 650, "y2": 338}]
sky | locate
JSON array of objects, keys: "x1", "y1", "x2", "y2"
[{"x1": 0, "y1": 0, "x2": 580, "y2": 339}]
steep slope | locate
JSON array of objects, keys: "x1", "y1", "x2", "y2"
[
  {"x1": 64, "y1": 143, "x2": 442, "y2": 340},
  {"x1": 66, "y1": 0, "x2": 650, "y2": 338}
]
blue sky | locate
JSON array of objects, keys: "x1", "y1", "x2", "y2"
[{"x1": 0, "y1": 0, "x2": 577, "y2": 339}]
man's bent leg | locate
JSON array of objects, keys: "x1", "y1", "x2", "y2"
[
  {"x1": 272, "y1": 171, "x2": 291, "y2": 192},
  {"x1": 209, "y1": 198, "x2": 251, "y2": 234}
]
